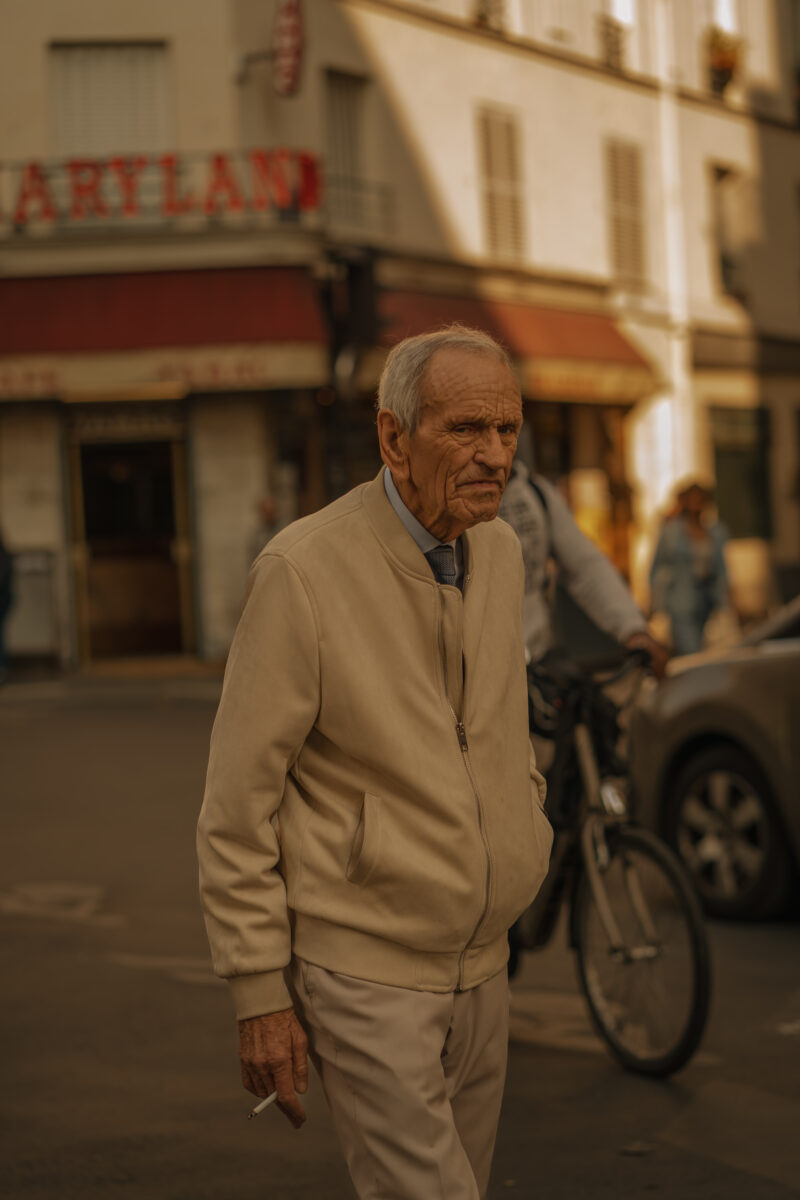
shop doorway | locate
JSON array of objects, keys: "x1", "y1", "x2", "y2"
[{"x1": 71, "y1": 438, "x2": 194, "y2": 659}]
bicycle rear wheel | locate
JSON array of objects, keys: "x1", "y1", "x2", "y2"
[{"x1": 574, "y1": 824, "x2": 710, "y2": 1077}]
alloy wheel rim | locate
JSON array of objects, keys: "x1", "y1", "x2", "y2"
[{"x1": 676, "y1": 769, "x2": 768, "y2": 902}]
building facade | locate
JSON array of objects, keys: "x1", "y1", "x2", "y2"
[{"x1": 1, "y1": 0, "x2": 798, "y2": 666}]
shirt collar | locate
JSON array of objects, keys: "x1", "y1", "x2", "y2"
[{"x1": 383, "y1": 469, "x2": 457, "y2": 555}]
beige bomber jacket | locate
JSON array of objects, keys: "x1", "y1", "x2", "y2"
[{"x1": 197, "y1": 470, "x2": 553, "y2": 1020}]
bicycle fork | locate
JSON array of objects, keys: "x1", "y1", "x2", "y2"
[{"x1": 574, "y1": 723, "x2": 659, "y2": 964}]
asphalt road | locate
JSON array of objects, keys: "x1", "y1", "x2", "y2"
[{"x1": 1, "y1": 678, "x2": 798, "y2": 1199}]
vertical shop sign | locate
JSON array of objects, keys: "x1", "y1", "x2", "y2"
[{"x1": 272, "y1": 0, "x2": 304, "y2": 96}]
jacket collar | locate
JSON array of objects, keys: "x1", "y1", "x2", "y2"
[{"x1": 363, "y1": 468, "x2": 485, "y2": 586}]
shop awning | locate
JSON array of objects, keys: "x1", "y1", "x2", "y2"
[
  {"x1": 379, "y1": 290, "x2": 657, "y2": 404},
  {"x1": 0, "y1": 267, "x2": 329, "y2": 399}
]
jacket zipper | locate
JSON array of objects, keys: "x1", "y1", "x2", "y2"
[{"x1": 437, "y1": 588, "x2": 492, "y2": 991}]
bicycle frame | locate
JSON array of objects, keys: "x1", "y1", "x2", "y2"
[
  {"x1": 514, "y1": 652, "x2": 648, "y2": 957},
  {"x1": 575, "y1": 726, "x2": 660, "y2": 963},
  {"x1": 513, "y1": 651, "x2": 711, "y2": 1077}
]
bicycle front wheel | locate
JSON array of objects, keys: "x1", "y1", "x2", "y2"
[{"x1": 574, "y1": 824, "x2": 711, "y2": 1077}]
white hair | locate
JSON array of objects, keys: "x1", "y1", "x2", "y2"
[{"x1": 376, "y1": 324, "x2": 512, "y2": 432}]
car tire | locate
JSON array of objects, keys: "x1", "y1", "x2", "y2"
[{"x1": 664, "y1": 745, "x2": 793, "y2": 919}]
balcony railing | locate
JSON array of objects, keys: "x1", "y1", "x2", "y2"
[{"x1": 322, "y1": 174, "x2": 395, "y2": 241}]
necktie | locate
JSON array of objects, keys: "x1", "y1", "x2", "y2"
[{"x1": 426, "y1": 544, "x2": 457, "y2": 588}]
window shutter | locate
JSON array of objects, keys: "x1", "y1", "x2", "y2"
[
  {"x1": 50, "y1": 43, "x2": 171, "y2": 157},
  {"x1": 712, "y1": 165, "x2": 750, "y2": 298},
  {"x1": 325, "y1": 70, "x2": 366, "y2": 226},
  {"x1": 606, "y1": 138, "x2": 645, "y2": 285},
  {"x1": 477, "y1": 106, "x2": 525, "y2": 261}
]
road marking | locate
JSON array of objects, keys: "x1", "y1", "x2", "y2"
[
  {"x1": 108, "y1": 952, "x2": 223, "y2": 986},
  {"x1": 0, "y1": 881, "x2": 122, "y2": 926}
]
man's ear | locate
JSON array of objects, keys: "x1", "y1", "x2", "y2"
[{"x1": 377, "y1": 409, "x2": 411, "y2": 481}]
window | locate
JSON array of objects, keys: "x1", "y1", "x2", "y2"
[
  {"x1": 712, "y1": 0, "x2": 739, "y2": 35},
  {"x1": 611, "y1": 0, "x2": 636, "y2": 23},
  {"x1": 711, "y1": 166, "x2": 747, "y2": 298},
  {"x1": 49, "y1": 42, "x2": 171, "y2": 157},
  {"x1": 711, "y1": 407, "x2": 772, "y2": 539},
  {"x1": 605, "y1": 139, "x2": 645, "y2": 286},
  {"x1": 476, "y1": 106, "x2": 525, "y2": 261},
  {"x1": 325, "y1": 70, "x2": 367, "y2": 226},
  {"x1": 597, "y1": 0, "x2": 635, "y2": 71}
]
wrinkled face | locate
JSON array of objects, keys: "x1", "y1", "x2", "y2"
[{"x1": 379, "y1": 347, "x2": 523, "y2": 541}]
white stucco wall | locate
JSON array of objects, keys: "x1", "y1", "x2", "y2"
[{"x1": 191, "y1": 396, "x2": 270, "y2": 659}]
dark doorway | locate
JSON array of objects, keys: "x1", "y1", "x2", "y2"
[{"x1": 79, "y1": 441, "x2": 182, "y2": 657}]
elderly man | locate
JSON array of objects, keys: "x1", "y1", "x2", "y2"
[{"x1": 197, "y1": 325, "x2": 553, "y2": 1199}]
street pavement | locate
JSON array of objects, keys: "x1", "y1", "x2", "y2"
[{"x1": 1, "y1": 677, "x2": 799, "y2": 1199}]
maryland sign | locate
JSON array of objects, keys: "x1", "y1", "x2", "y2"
[{"x1": 1, "y1": 148, "x2": 321, "y2": 234}]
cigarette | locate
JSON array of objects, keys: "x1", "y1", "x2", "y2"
[{"x1": 248, "y1": 1090, "x2": 278, "y2": 1120}]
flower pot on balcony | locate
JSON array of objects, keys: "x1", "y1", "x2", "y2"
[
  {"x1": 706, "y1": 25, "x2": 740, "y2": 96},
  {"x1": 710, "y1": 64, "x2": 735, "y2": 95}
]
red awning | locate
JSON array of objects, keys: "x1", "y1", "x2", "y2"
[
  {"x1": 379, "y1": 290, "x2": 657, "y2": 403},
  {"x1": 0, "y1": 266, "x2": 327, "y2": 355}
]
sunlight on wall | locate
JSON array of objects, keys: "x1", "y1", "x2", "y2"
[{"x1": 628, "y1": 393, "x2": 676, "y2": 604}]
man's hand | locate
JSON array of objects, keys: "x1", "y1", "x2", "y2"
[
  {"x1": 238, "y1": 1008, "x2": 309, "y2": 1129},
  {"x1": 625, "y1": 630, "x2": 669, "y2": 681}
]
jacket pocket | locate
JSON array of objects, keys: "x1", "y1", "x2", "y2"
[{"x1": 346, "y1": 792, "x2": 383, "y2": 887}]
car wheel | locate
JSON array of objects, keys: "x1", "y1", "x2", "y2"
[{"x1": 665, "y1": 745, "x2": 792, "y2": 919}]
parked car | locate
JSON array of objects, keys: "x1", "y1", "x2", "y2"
[{"x1": 629, "y1": 596, "x2": 800, "y2": 919}]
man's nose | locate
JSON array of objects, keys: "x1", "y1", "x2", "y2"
[{"x1": 474, "y1": 429, "x2": 509, "y2": 470}]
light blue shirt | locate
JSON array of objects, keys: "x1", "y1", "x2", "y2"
[{"x1": 383, "y1": 469, "x2": 464, "y2": 587}]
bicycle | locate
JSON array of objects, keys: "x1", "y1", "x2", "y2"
[{"x1": 509, "y1": 649, "x2": 711, "y2": 1078}]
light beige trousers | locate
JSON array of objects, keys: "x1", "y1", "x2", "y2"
[{"x1": 288, "y1": 959, "x2": 509, "y2": 1200}]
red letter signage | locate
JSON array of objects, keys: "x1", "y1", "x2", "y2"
[
  {"x1": 108, "y1": 156, "x2": 148, "y2": 218},
  {"x1": 160, "y1": 155, "x2": 197, "y2": 217},
  {"x1": 3, "y1": 148, "x2": 321, "y2": 235},
  {"x1": 203, "y1": 153, "x2": 245, "y2": 215},
  {"x1": 297, "y1": 152, "x2": 321, "y2": 210},
  {"x1": 12, "y1": 162, "x2": 57, "y2": 224},
  {"x1": 272, "y1": 0, "x2": 304, "y2": 97},
  {"x1": 67, "y1": 160, "x2": 109, "y2": 220}
]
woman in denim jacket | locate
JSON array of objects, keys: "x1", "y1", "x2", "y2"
[{"x1": 650, "y1": 481, "x2": 729, "y2": 656}]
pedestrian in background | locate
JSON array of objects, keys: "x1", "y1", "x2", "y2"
[
  {"x1": 0, "y1": 531, "x2": 13, "y2": 684},
  {"x1": 197, "y1": 325, "x2": 553, "y2": 1200},
  {"x1": 649, "y1": 479, "x2": 730, "y2": 656}
]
